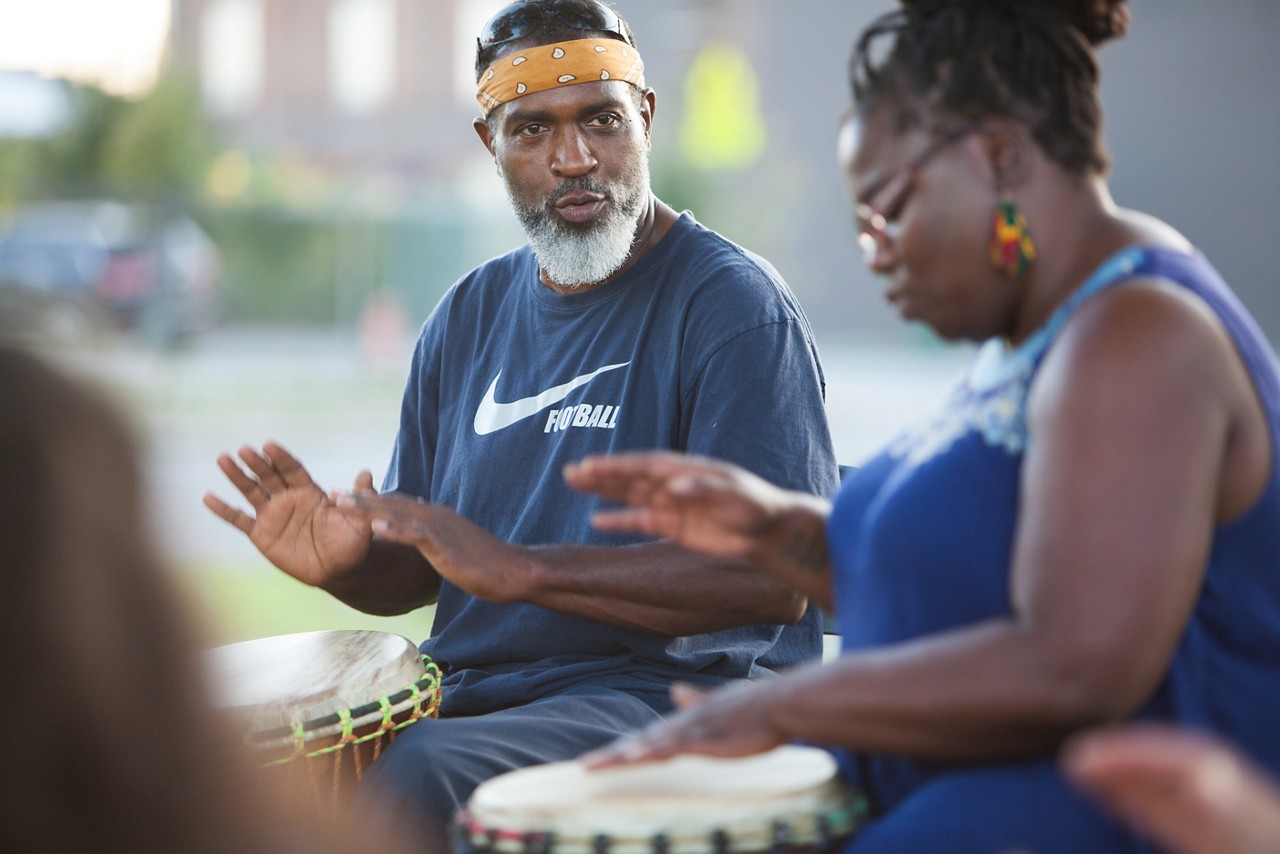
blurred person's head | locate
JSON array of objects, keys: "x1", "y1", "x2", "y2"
[
  {"x1": 0, "y1": 345, "x2": 271, "y2": 851},
  {"x1": 472, "y1": 0, "x2": 654, "y2": 289},
  {"x1": 0, "y1": 346, "x2": 410, "y2": 853},
  {"x1": 839, "y1": 0, "x2": 1130, "y2": 341}
]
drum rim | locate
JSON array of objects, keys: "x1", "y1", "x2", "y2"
[
  {"x1": 245, "y1": 661, "x2": 442, "y2": 752},
  {"x1": 453, "y1": 792, "x2": 868, "y2": 854},
  {"x1": 456, "y1": 746, "x2": 868, "y2": 853},
  {"x1": 208, "y1": 629, "x2": 426, "y2": 714}
]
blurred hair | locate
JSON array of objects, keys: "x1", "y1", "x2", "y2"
[
  {"x1": 0, "y1": 346, "x2": 405, "y2": 853},
  {"x1": 849, "y1": 0, "x2": 1131, "y2": 176},
  {"x1": 0, "y1": 346, "x2": 269, "y2": 851}
]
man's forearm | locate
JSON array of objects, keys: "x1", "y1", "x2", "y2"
[
  {"x1": 320, "y1": 538, "x2": 441, "y2": 616},
  {"x1": 520, "y1": 541, "x2": 807, "y2": 636}
]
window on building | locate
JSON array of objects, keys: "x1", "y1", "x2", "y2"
[
  {"x1": 329, "y1": 0, "x2": 396, "y2": 114},
  {"x1": 453, "y1": 0, "x2": 496, "y2": 106},
  {"x1": 200, "y1": 0, "x2": 264, "y2": 116}
]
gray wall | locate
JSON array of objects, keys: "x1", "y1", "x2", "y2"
[{"x1": 620, "y1": 0, "x2": 1280, "y2": 346}]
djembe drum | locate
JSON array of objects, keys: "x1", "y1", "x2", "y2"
[
  {"x1": 204, "y1": 629, "x2": 442, "y2": 811},
  {"x1": 454, "y1": 744, "x2": 866, "y2": 854}
]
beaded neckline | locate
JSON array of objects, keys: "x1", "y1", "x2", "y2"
[
  {"x1": 969, "y1": 246, "x2": 1147, "y2": 391},
  {"x1": 887, "y1": 246, "x2": 1153, "y2": 464}
]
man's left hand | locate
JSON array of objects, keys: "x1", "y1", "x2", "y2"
[{"x1": 337, "y1": 492, "x2": 532, "y2": 603}]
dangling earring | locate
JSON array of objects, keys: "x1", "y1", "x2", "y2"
[{"x1": 988, "y1": 189, "x2": 1036, "y2": 277}]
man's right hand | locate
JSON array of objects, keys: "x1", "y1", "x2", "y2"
[{"x1": 203, "y1": 441, "x2": 374, "y2": 588}]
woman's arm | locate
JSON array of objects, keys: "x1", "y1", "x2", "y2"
[
  {"x1": 586, "y1": 280, "x2": 1269, "y2": 766},
  {"x1": 563, "y1": 452, "x2": 836, "y2": 609}
]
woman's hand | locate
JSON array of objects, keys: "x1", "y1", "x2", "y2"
[
  {"x1": 581, "y1": 678, "x2": 788, "y2": 769},
  {"x1": 565, "y1": 452, "x2": 829, "y2": 570},
  {"x1": 1063, "y1": 724, "x2": 1280, "y2": 854}
]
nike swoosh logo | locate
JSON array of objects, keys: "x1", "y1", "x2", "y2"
[{"x1": 473, "y1": 362, "x2": 630, "y2": 435}]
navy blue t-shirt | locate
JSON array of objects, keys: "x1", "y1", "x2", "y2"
[{"x1": 385, "y1": 212, "x2": 838, "y2": 715}]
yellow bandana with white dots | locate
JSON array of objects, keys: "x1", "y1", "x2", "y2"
[{"x1": 477, "y1": 37, "x2": 645, "y2": 117}]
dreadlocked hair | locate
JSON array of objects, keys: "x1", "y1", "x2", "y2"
[{"x1": 850, "y1": 0, "x2": 1130, "y2": 176}]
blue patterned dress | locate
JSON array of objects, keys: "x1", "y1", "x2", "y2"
[{"x1": 828, "y1": 246, "x2": 1280, "y2": 852}]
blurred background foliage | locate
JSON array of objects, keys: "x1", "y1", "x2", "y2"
[
  {"x1": 0, "y1": 71, "x2": 485, "y2": 332},
  {"x1": 0, "y1": 75, "x2": 207, "y2": 204}
]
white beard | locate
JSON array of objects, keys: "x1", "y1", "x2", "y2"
[{"x1": 502, "y1": 154, "x2": 650, "y2": 289}]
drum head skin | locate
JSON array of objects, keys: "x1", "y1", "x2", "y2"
[
  {"x1": 205, "y1": 630, "x2": 426, "y2": 736},
  {"x1": 462, "y1": 745, "x2": 864, "y2": 853}
]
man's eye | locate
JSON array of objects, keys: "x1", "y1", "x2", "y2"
[
  {"x1": 518, "y1": 123, "x2": 546, "y2": 136},
  {"x1": 590, "y1": 114, "x2": 620, "y2": 128}
]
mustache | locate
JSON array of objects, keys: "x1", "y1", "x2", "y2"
[{"x1": 546, "y1": 178, "x2": 612, "y2": 208}]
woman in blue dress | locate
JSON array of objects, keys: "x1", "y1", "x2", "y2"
[{"x1": 564, "y1": 0, "x2": 1280, "y2": 850}]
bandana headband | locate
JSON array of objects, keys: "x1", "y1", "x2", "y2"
[{"x1": 477, "y1": 37, "x2": 645, "y2": 117}]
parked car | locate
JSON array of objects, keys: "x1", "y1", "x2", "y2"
[{"x1": 0, "y1": 200, "x2": 223, "y2": 343}]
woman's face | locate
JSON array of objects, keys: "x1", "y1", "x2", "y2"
[{"x1": 840, "y1": 107, "x2": 1020, "y2": 342}]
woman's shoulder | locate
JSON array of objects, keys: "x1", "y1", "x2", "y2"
[
  {"x1": 1114, "y1": 208, "x2": 1193, "y2": 254},
  {"x1": 1038, "y1": 264, "x2": 1242, "y2": 422},
  {"x1": 1039, "y1": 208, "x2": 1220, "y2": 373}
]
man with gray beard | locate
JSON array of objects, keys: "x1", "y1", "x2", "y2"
[
  {"x1": 204, "y1": 1, "x2": 837, "y2": 848},
  {"x1": 498, "y1": 112, "x2": 651, "y2": 288}
]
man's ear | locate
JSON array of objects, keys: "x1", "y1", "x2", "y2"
[
  {"x1": 474, "y1": 117, "x2": 497, "y2": 156},
  {"x1": 639, "y1": 89, "x2": 656, "y2": 144}
]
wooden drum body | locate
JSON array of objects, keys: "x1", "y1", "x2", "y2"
[
  {"x1": 205, "y1": 629, "x2": 442, "y2": 810},
  {"x1": 455, "y1": 745, "x2": 866, "y2": 854}
]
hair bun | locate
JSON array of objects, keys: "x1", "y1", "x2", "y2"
[
  {"x1": 899, "y1": 0, "x2": 1130, "y2": 47},
  {"x1": 1061, "y1": 0, "x2": 1130, "y2": 45}
]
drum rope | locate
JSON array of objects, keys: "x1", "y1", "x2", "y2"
[{"x1": 257, "y1": 657, "x2": 443, "y2": 768}]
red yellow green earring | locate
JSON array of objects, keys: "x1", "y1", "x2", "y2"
[{"x1": 988, "y1": 190, "x2": 1036, "y2": 277}]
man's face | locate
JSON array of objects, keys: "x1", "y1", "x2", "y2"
[{"x1": 482, "y1": 80, "x2": 653, "y2": 288}]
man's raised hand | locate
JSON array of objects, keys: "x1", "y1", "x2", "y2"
[{"x1": 203, "y1": 441, "x2": 375, "y2": 587}]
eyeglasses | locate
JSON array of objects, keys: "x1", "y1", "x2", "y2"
[
  {"x1": 477, "y1": 0, "x2": 630, "y2": 65},
  {"x1": 855, "y1": 123, "x2": 979, "y2": 264}
]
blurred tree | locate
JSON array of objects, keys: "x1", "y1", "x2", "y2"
[
  {"x1": 0, "y1": 140, "x2": 43, "y2": 210},
  {"x1": 101, "y1": 75, "x2": 212, "y2": 203},
  {"x1": 0, "y1": 85, "x2": 126, "y2": 204},
  {"x1": 0, "y1": 75, "x2": 212, "y2": 205}
]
